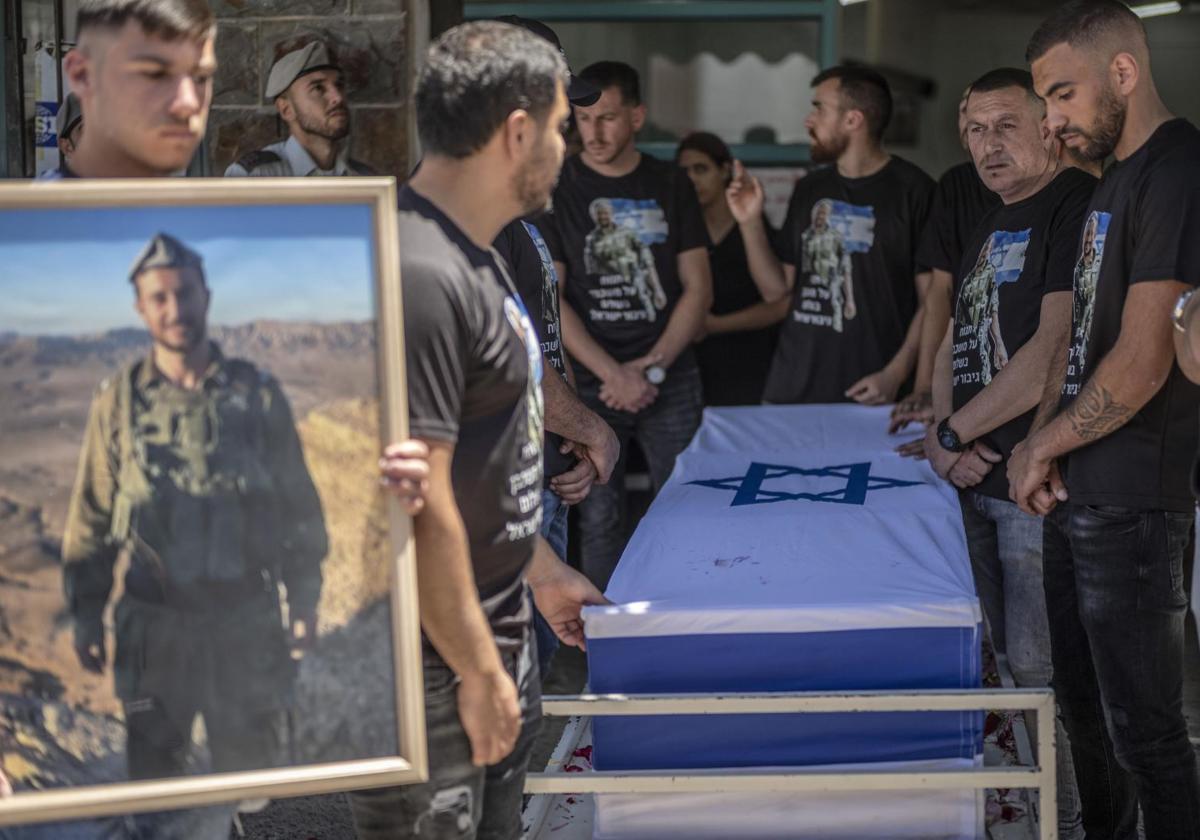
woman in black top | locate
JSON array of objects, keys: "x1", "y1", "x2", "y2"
[{"x1": 676, "y1": 132, "x2": 780, "y2": 405}]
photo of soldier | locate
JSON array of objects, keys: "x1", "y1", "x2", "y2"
[
  {"x1": 61, "y1": 232, "x2": 328, "y2": 780},
  {"x1": 955, "y1": 235, "x2": 1008, "y2": 386},
  {"x1": 1071, "y1": 212, "x2": 1103, "y2": 364},
  {"x1": 800, "y1": 198, "x2": 855, "y2": 333},
  {"x1": 583, "y1": 198, "x2": 668, "y2": 321}
]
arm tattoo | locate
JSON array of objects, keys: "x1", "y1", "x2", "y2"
[{"x1": 1066, "y1": 380, "x2": 1134, "y2": 442}]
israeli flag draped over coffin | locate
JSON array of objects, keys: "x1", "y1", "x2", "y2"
[{"x1": 583, "y1": 404, "x2": 983, "y2": 772}]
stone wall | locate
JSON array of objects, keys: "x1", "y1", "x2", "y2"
[{"x1": 205, "y1": 0, "x2": 408, "y2": 178}]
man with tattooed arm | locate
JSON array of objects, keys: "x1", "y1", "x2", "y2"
[{"x1": 1009, "y1": 1, "x2": 1200, "y2": 836}]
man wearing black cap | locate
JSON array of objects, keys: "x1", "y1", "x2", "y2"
[
  {"x1": 489, "y1": 17, "x2": 619, "y2": 679},
  {"x1": 225, "y1": 41, "x2": 375, "y2": 177}
]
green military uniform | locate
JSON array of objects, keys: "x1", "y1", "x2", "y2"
[
  {"x1": 1073, "y1": 255, "x2": 1100, "y2": 368},
  {"x1": 960, "y1": 262, "x2": 998, "y2": 386},
  {"x1": 584, "y1": 224, "x2": 664, "y2": 321},
  {"x1": 61, "y1": 234, "x2": 327, "y2": 779},
  {"x1": 802, "y1": 225, "x2": 850, "y2": 333}
]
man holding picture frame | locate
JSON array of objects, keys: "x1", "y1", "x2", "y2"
[{"x1": 11, "y1": 1, "x2": 429, "y2": 837}]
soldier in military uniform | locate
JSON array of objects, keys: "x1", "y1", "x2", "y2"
[
  {"x1": 225, "y1": 41, "x2": 375, "y2": 177},
  {"x1": 583, "y1": 198, "x2": 667, "y2": 321},
  {"x1": 801, "y1": 199, "x2": 855, "y2": 332},
  {"x1": 957, "y1": 236, "x2": 1005, "y2": 385},
  {"x1": 1073, "y1": 213, "x2": 1102, "y2": 366},
  {"x1": 62, "y1": 232, "x2": 328, "y2": 780}
]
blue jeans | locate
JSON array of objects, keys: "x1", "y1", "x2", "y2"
[
  {"x1": 959, "y1": 491, "x2": 1082, "y2": 838},
  {"x1": 532, "y1": 489, "x2": 569, "y2": 677},
  {"x1": 1043, "y1": 503, "x2": 1200, "y2": 839},
  {"x1": 576, "y1": 364, "x2": 703, "y2": 589},
  {"x1": 348, "y1": 635, "x2": 541, "y2": 840}
]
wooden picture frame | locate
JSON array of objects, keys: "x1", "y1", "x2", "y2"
[{"x1": 0, "y1": 178, "x2": 425, "y2": 827}]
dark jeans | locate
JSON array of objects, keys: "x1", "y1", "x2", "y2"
[
  {"x1": 1043, "y1": 503, "x2": 1200, "y2": 839},
  {"x1": 576, "y1": 364, "x2": 703, "y2": 589},
  {"x1": 349, "y1": 635, "x2": 542, "y2": 840},
  {"x1": 959, "y1": 490, "x2": 1082, "y2": 838},
  {"x1": 532, "y1": 489, "x2": 569, "y2": 677}
]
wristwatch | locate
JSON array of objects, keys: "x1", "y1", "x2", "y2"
[
  {"x1": 1172, "y1": 288, "x2": 1196, "y2": 333},
  {"x1": 937, "y1": 417, "x2": 967, "y2": 453},
  {"x1": 644, "y1": 364, "x2": 666, "y2": 385}
]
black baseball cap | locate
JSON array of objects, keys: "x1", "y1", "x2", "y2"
[{"x1": 494, "y1": 16, "x2": 601, "y2": 106}]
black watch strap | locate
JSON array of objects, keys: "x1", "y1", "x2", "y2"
[{"x1": 937, "y1": 417, "x2": 966, "y2": 453}]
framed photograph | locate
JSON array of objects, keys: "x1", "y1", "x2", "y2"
[{"x1": 0, "y1": 178, "x2": 425, "y2": 827}]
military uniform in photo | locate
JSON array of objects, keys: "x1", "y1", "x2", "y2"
[
  {"x1": 61, "y1": 234, "x2": 328, "y2": 779},
  {"x1": 224, "y1": 42, "x2": 374, "y2": 178}
]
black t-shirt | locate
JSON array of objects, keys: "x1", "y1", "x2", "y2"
[
  {"x1": 493, "y1": 218, "x2": 573, "y2": 483},
  {"x1": 917, "y1": 160, "x2": 1002, "y2": 274},
  {"x1": 544, "y1": 154, "x2": 709, "y2": 384},
  {"x1": 695, "y1": 221, "x2": 780, "y2": 405},
  {"x1": 398, "y1": 186, "x2": 544, "y2": 649},
  {"x1": 951, "y1": 167, "x2": 1095, "y2": 500},
  {"x1": 763, "y1": 157, "x2": 935, "y2": 404},
  {"x1": 1059, "y1": 118, "x2": 1200, "y2": 511}
]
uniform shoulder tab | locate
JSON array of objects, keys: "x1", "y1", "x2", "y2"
[{"x1": 235, "y1": 149, "x2": 284, "y2": 172}]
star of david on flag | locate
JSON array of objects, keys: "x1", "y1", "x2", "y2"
[{"x1": 687, "y1": 461, "x2": 922, "y2": 507}]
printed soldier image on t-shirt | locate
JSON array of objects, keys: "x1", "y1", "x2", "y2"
[
  {"x1": 522, "y1": 220, "x2": 569, "y2": 376},
  {"x1": 583, "y1": 197, "x2": 670, "y2": 323},
  {"x1": 502, "y1": 292, "x2": 546, "y2": 538},
  {"x1": 794, "y1": 199, "x2": 875, "y2": 333},
  {"x1": 1064, "y1": 210, "x2": 1111, "y2": 395},
  {"x1": 953, "y1": 229, "x2": 1030, "y2": 387}
]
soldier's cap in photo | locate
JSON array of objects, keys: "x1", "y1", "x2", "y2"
[
  {"x1": 492, "y1": 16, "x2": 600, "y2": 106},
  {"x1": 265, "y1": 41, "x2": 339, "y2": 100},
  {"x1": 129, "y1": 233, "x2": 205, "y2": 284},
  {"x1": 56, "y1": 92, "x2": 82, "y2": 140}
]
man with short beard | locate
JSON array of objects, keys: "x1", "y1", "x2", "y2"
[
  {"x1": 727, "y1": 66, "x2": 935, "y2": 406},
  {"x1": 225, "y1": 41, "x2": 375, "y2": 177},
  {"x1": 1009, "y1": 1, "x2": 1200, "y2": 836},
  {"x1": 347, "y1": 21, "x2": 607, "y2": 840}
]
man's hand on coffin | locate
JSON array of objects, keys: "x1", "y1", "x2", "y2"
[
  {"x1": 1007, "y1": 440, "x2": 1066, "y2": 516},
  {"x1": 572, "y1": 419, "x2": 620, "y2": 484},
  {"x1": 528, "y1": 540, "x2": 610, "y2": 651},
  {"x1": 600, "y1": 360, "x2": 658, "y2": 412},
  {"x1": 845, "y1": 366, "x2": 901, "y2": 406},
  {"x1": 379, "y1": 439, "x2": 432, "y2": 515},
  {"x1": 894, "y1": 438, "x2": 926, "y2": 459},
  {"x1": 889, "y1": 390, "x2": 934, "y2": 434},
  {"x1": 457, "y1": 667, "x2": 521, "y2": 766},
  {"x1": 923, "y1": 424, "x2": 961, "y2": 479},
  {"x1": 550, "y1": 455, "x2": 597, "y2": 505},
  {"x1": 948, "y1": 443, "x2": 1002, "y2": 489}
]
